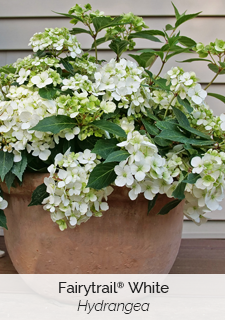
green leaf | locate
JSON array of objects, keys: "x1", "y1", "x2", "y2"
[
  {"x1": 87, "y1": 162, "x2": 117, "y2": 190},
  {"x1": 4, "y1": 171, "x2": 16, "y2": 192},
  {"x1": 91, "y1": 36, "x2": 113, "y2": 49},
  {"x1": 208, "y1": 63, "x2": 219, "y2": 73},
  {"x1": 70, "y1": 27, "x2": 91, "y2": 35},
  {"x1": 182, "y1": 173, "x2": 200, "y2": 184},
  {"x1": 146, "y1": 110, "x2": 158, "y2": 121},
  {"x1": 157, "y1": 199, "x2": 182, "y2": 215},
  {"x1": 208, "y1": 63, "x2": 225, "y2": 74},
  {"x1": 62, "y1": 139, "x2": 77, "y2": 154},
  {"x1": 172, "y1": 182, "x2": 186, "y2": 200},
  {"x1": 166, "y1": 48, "x2": 190, "y2": 61},
  {"x1": 155, "y1": 120, "x2": 177, "y2": 131},
  {"x1": 208, "y1": 92, "x2": 225, "y2": 104},
  {"x1": 142, "y1": 119, "x2": 159, "y2": 135},
  {"x1": 128, "y1": 31, "x2": 162, "y2": 43},
  {"x1": 28, "y1": 183, "x2": 48, "y2": 206},
  {"x1": 148, "y1": 194, "x2": 158, "y2": 214},
  {"x1": 154, "y1": 78, "x2": 171, "y2": 91},
  {"x1": 172, "y1": 106, "x2": 190, "y2": 128},
  {"x1": 219, "y1": 61, "x2": 225, "y2": 68},
  {"x1": 0, "y1": 210, "x2": 7, "y2": 230},
  {"x1": 0, "y1": 66, "x2": 16, "y2": 74},
  {"x1": 178, "y1": 36, "x2": 196, "y2": 47},
  {"x1": 92, "y1": 139, "x2": 119, "y2": 159},
  {"x1": 52, "y1": 11, "x2": 83, "y2": 22},
  {"x1": 154, "y1": 137, "x2": 172, "y2": 147},
  {"x1": 104, "y1": 150, "x2": 129, "y2": 163},
  {"x1": 177, "y1": 96, "x2": 193, "y2": 113},
  {"x1": 138, "y1": 49, "x2": 164, "y2": 60},
  {"x1": 165, "y1": 24, "x2": 174, "y2": 31},
  {"x1": 129, "y1": 53, "x2": 156, "y2": 68},
  {"x1": 157, "y1": 129, "x2": 214, "y2": 146},
  {"x1": 92, "y1": 120, "x2": 127, "y2": 138},
  {"x1": 138, "y1": 29, "x2": 165, "y2": 37},
  {"x1": 11, "y1": 152, "x2": 28, "y2": 182},
  {"x1": 92, "y1": 16, "x2": 124, "y2": 32},
  {"x1": 109, "y1": 39, "x2": 129, "y2": 57},
  {"x1": 102, "y1": 108, "x2": 120, "y2": 120},
  {"x1": 180, "y1": 125, "x2": 211, "y2": 140},
  {"x1": 172, "y1": 106, "x2": 210, "y2": 139},
  {"x1": 172, "y1": 2, "x2": 181, "y2": 20},
  {"x1": 168, "y1": 35, "x2": 180, "y2": 47},
  {"x1": 39, "y1": 87, "x2": 57, "y2": 100},
  {"x1": 178, "y1": 57, "x2": 211, "y2": 63},
  {"x1": 184, "y1": 144, "x2": 198, "y2": 156},
  {"x1": 0, "y1": 151, "x2": 14, "y2": 182},
  {"x1": 61, "y1": 59, "x2": 75, "y2": 75},
  {"x1": 78, "y1": 136, "x2": 99, "y2": 151},
  {"x1": 175, "y1": 12, "x2": 201, "y2": 28},
  {"x1": 31, "y1": 115, "x2": 76, "y2": 134}
]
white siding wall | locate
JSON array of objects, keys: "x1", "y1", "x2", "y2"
[{"x1": 0, "y1": 0, "x2": 225, "y2": 238}]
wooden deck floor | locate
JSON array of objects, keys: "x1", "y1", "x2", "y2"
[{"x1": 0, "y1": 237, "x2": 225, "y2": 274}]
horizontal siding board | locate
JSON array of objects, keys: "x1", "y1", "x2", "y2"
[
  {"x1": 182, "y1": 221, "x2": 225, "y2": 238},
  {"x1": 1, "y1": 0, "x2": 225, "y2": 17},
  {"x1": 0, "y1": 17, "x2": 224, "y2": 51}
]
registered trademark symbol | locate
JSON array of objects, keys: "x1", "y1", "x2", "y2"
[{"x1": 117, "y1": 282, "x2": 124, "y2": 289}]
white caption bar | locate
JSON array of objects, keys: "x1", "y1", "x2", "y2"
[{"x1": 0, "y1": 275, "x2": 225, "y2": 319}]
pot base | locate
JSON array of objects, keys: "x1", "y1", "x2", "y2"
[{"x1": 1, "y1": 173, "x2": 184, "y2": 274}]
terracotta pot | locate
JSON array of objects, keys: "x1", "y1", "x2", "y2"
[{"x1": 1, "y1": 173, "x2": 184, "y2": 274}]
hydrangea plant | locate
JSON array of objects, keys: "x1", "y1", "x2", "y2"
[{"x1": 1, "y1": 3, "x2": 225, "y2": 231}]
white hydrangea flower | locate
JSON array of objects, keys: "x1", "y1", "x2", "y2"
[
  {"x1": 17, "y1": 68, "x2": 30, "y2": 85},
  {"x1": 188, "y1": 83, "x2": 207, "y2": 104},
  {"x1": 100, "y1": 100, "x2": 116, "y2": 113},
  {"x1": 0, "y1": 197, "x2": 8, "y2": 210},
  {"x1": 114, "y1": 162, "x2": 134, "y2": 186},
  {"x1": 31, "y1": 71, "x2": 53, "y2": 88},
  {"x1": 191, "y1": 156, "x2": 204, "y2": 174},
  {"x1": 141, "y1": 180, "x2": 159, "y2": 200}
]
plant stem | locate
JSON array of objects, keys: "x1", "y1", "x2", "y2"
[
  {"x1": 154, "y1": 59, "x2": 166, "y2": 79},
  {"x1": 164, "y1": 94, "x2": 177, "y2": 119},
  {"x1": 209, "y1": 52, "x2": 217, "y2": 65},
  {"x1": 154, "y1": 28, "x2": 177, "y2": 79},
  {"x1": 94, "y1": 39, "x2": 98, "y2": 62},
  {"x1": 204, "y1": 69, "x2": 222, "y2": 90}
]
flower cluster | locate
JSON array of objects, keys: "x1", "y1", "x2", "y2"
[
  {"x1": 0, "y1": 85, "x2": 82, "y2": 161},
  {"x1": 164, "y1": 67, "x2": 205, "y2": 104},
  {"x1": 184, "y1": 150, "x2": 225, "y2": 223},
  {"x1": 189, "y1": 105, "x2": 223, "y2": 136},
  {"x1": 42, "y1": 150, "x2": 113, "y2": 230},
  {"x1": 29, "y1": 27, "x2": 82, "y2": 58},
  {"x1": 195, "y1": 39, "x2": 225, "y2": 57},
  {"x1": 114, "y1": 129, "x2": 174, "y2": 200},
  {"x1": 0, "y1": 86, "x2": 55, "y2": 160},
  {"x1": 94, "y1": 58, "x2": 151, "y2": 116}
]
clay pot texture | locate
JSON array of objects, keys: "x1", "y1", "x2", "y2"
[{"x1": 1, "y1": 173, "x2": 184, "y2": 274}]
